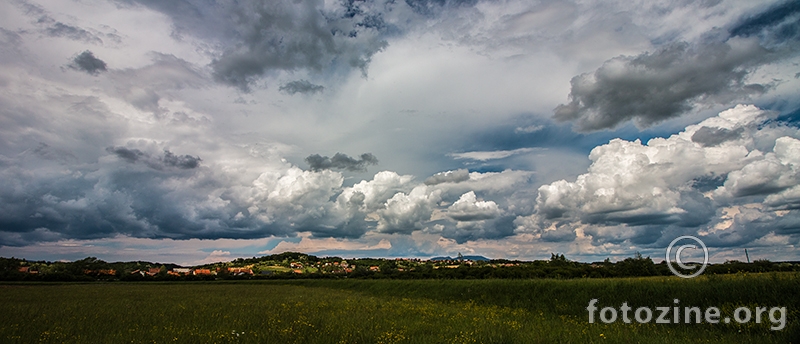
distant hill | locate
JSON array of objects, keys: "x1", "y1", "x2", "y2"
[{"x1": 430, "y1": 255, "x2": 490, "y2": 261}]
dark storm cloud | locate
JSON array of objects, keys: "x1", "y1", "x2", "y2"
[
  {"x1": 209, "y1": 1, "x2": 389, "y2": 91},
  {"x1": 540, "y1": 226, "x2": 577, "y2": 243},
  {"x1": 118, "y1": 0, "x2": 392, "y2": 92},
  {"x1": 68, "y1": 51, "x2": 107, "y2": 76},
  {"x1": 162, "y1": 150, "x2": 202, "y2": 169},
  {"x1": 0, "y1": 162, "x2": 292, "y2": 246},
  {"x1": 279, "y1": 80, "x2": 325, "y2": 95},
  {"x1": 574, "y1": 190, "x2": 716, "y2": 229},
  {"x1": 306, "y1": 152, "x2": 378, "y2": 172},
  {"x1": 424, "y1": 169, "x2": 470, "y2": 185},
  {"x1": 691, "y1": 127, "x2": 745, "y2": 147},
  {"x1": 552, "y1": 2, "x2": 800, "y2": 132},
  {"x1": 448, "y1": 212, "x2": 496, "y2": 222},
  {"x1": 106, "y1": 146, "x2": 201, "y2": 170},
  {"x1": 553, "y1": 41, "x2": 771, "y2": 131},
  {"x1": 440, "y1": 215, "x2": 515, "y2": 244},
  {"x1": 581, "y1": 224, "x2": 665, "y2": 246},
  {"x1": 690, "y1": 174, "x2": 727, "y2": 192},
  {"x1": 106, "y1": 146, "x2": 145, "y2": 163}
]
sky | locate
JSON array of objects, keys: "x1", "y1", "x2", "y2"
[{"x1": 1, "y1": 0, "x2": 799, "y2": 266}]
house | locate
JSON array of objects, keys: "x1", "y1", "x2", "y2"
[
  {"x1": 173, "y1": 268, "x2": 192, "y2": 275},
  {"x1": 228, "y1": 267, "x2": 253, "y2": 275},
  {"x1": 292, "y1": 269, "x2": 303, "y2": 274},
  {"x1": 369, "y1": 266, "x2": 380, "y2": 272},
  {"x1": 146, "y1": 268, "x2": 161, "y2": 276},
  {"x1": 18, "y1": 266, "x2": 37, "y2": 274},
  {"x1": 290, "y1": 262, "x2": 303, "y2": 269},
  {"x1": 193, "y1": 269, "x2": 213, "y2": 275}
]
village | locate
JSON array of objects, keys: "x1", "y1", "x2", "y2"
[
  {"x1": 5, "y1": 252, "x2": 797, "y2": 281},
  {"x1": 6, "y1": 252, "x2": 532, "y2": 280}
]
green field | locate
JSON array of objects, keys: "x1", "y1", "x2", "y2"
[{"x1": 1, "y1": 273, "x2": 798, "y2": 343}]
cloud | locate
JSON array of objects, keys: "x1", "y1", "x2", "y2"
[
  {"x1": 209, "y1": 0, "x2": 390, "y2": 91},
  {"x1": 552, "y1": 1, "x2": 800, "y2": 132},
  {"x1": 31, "y1": 142, "x2": 78, "y2": 164},
  {"x1": 448, "y1": 148, "x2": 537, "y2": 161},
  {"x1": 715, "y1": 136, "x2": 800, "y2": 200},
  {"x1": 106, "y1": 146, "x2": 145, "y2": 163},
  {"x1": 691, "y1": 127, "x2": 745, "y2": 147},
  {"x1": 377, "y1": 185, "x2": 442, "y2": 234},
  {"x1": 44, "y1": 22, "x2": 103, "y2": 44},
  {"x1": 106, "y1": 147, "x2": 201, "y2": 170},
  {"x1": 162, "y1": 150, "x2": 202, "y2": 169},
  {"x1": 14, "y1": 0, "x2": 107, "y2": 44},
  {"x1": 67, "y1": 51, "x2": 107, "y2": 76},
  {"x1": 338, "y1": 171, "x2": 415, "y2": 211},
  {"x1": 514, "y1": 124, "x2": 544, "y2": 134},
  {"x1": 365, "y1": 170, "x2": 531, "y2": 242},
  {"x1": 439, "y1": 215, "x2": 516, "y2": 244},
  {"x1": 119, "y1": 0, "x2": 392, "y2": 91},
  {"x1": 106, "y1": 53, "x2": 207, "y2": 115},
  {"x1": 404, "y1": 0, "x2": 479, "y2": 17},
  {"x1": 305, "y1": 152, "x2": 378, "y2": 172},
  {"x1": 279, "y1": 80, "x2": 324, "y2": 95},
  {"x1": 424, "y1": 169, "x2": 470, "y2": 185},
  {"x1": 3, "y1": 143, "x2": 532, "y2": 249},
  {"x1": 446, "y1": 191, "x2": 501, "y2": 221},
  {"x1": 553, "y1": 40, "x2": 771, "y2": 131},
  {"x1": 532, "y1": 104, "x2": 800, "y2": 247},
  {"x1": 260, "y1": 232, "x2": 392, "y2": 255},
  {"x1": 199, "y1": 250, "x2": 231, "y2": 265}
]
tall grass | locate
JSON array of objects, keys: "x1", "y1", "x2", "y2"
[{"x1": 0, "y1": 273, "x2": 797, "y2": 343}]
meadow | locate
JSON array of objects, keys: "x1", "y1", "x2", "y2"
[{"x1": 0, "y1": 273, "x2": 797, "y2": 343}]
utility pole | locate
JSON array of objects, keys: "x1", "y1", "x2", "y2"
[{"x1": 745, "y1": 248, "x2": 750, "y2": 263}]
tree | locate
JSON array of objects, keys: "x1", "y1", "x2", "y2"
[{"x1": 615, "y1": 252, "x2": 658, "y2": 277}]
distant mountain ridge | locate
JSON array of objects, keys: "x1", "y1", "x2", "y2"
[{"x1": 429, "y1": 255, "x2": 490, "y2": 261}]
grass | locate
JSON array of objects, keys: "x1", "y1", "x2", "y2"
[{"x1": 0, "y1": 273, "x2": 797, "y2": 343}]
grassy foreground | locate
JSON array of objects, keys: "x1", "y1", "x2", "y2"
[{"x1": 0, "y1": 273, "x2": 797, "y2": 343}]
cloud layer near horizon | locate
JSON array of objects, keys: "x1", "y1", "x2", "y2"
[
  {"x1": 0, "y1": 0, "x2": 799, "y2": 264},
  {"x1": 526, "y1": 105, "x2": 800, "y2": 248}
]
